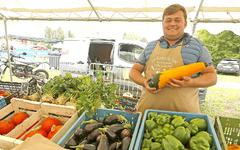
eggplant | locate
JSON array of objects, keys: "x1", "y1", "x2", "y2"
[
  {"x1": 109, "y1": 142, "x2": 121, "y2": 150},
  {"x1": 97, "y1": 134, "x2": 109, "y2": 150},
  {"x1": 121, "y1": 137, "x2": 131, "y2": 150},
  {"x1": 70, "y1": 144, "x2": 96, "y2": 150},
  {"x1": 103, "y1": 115, "x2": 128, "y2": 125},
  {"x1": 65, "y1": 138, "x2": 78, "y2": 149},
  {"x1": 96, "y1": 135, "x2": 102, "y2": 144},
  {"x1": 109, "y1": 124, "x2": 131, "y2": 134},
  {"x1": 87, "y1": 129, "x2": 101, "y2": 142},
  {"x1": 74, "y1": 128, "x2": 86, "y2": 140},
  {"x1": 105, "y1": 128, "x2": 117, "y2": 141},
  {"x1": 120, "y1": 129, "x2": 132, "y2": 139},
  {"x1": 79, "y1": 139, "x2": 88, "y2": 145},
  {"x1": 84, "y1": 122, "x2": 104, "y2": 133}
]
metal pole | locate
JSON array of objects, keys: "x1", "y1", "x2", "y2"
[
  {"x1": 192, "y1": 0, "x2": 204, "y2": 35},
  {"x1": 3, "y1": 17, "x2": 13, "y2": 82}
]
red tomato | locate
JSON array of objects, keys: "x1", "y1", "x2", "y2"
[
  {"x1": 47, "y1": 125, "x2": 63, "y2": 139},
  {"x1": 23, "y1": 129, "x2": 48, "y2": 140},
  {"x1": 0, "y1": 120, "x2": 15, "y2": 135},
  {"x1": 11, "y1": 112, "x2": 29, "y2": 125},
  {"x1": 40, "y1": 117, "x2": 62, "y2": 133}
]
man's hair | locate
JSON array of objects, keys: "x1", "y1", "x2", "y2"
[{"x1": 162, "y1": 4, "x2": 187, "y2": 22}]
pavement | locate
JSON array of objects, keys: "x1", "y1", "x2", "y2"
[{"x1": 214, "y1": 81, "x2": 240, "y2": 89}]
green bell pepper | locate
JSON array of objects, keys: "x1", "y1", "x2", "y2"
[
  {"x1": 173, "y1": 126, "x2": 191, "y2": 145},
  {"x1": 190, "y1": 118, "x2": 207, "y2": 131},
  {"x1": 162, "y1": 135, "x2": 185, "y2": 150},
  {"x1": 189, "y1": 135, "x2": 210, "y2": 150},
  {"x1": 171, "y1": 116, "x2": 185, "y2": 128}
]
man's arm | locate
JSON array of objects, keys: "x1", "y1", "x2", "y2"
[
  {"x1": 169, "y1": 65, "x2": 217, "y2": 88},
  {"x1": 129, "y1": 63, "x2": 146, "y2": 87}
]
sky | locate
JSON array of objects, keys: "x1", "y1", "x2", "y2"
[
  {"x1": 1, "y1": 0, "x2": 240, "y2": 42},
  {"x1": 1, "y1": 20, "x2": 240, "y2": 42}
]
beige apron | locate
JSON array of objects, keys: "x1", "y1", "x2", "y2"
[{"x1": 136, "y1": 41, "x2": 200, "y2": 113}]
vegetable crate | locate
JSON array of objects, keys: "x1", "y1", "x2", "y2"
[
  {"x1": 16, "y1": 102, "x2": 78, "y2": 143},
  {"x1": 115, "y1": 96, "x2": 138, "y2": 112},
  {"x1": 0, "y1": 81, "x2": 23, "y2": 97},
  {"x1": 0, "y1": 136, "x2": 22, "y2": 150},
  {"x1": 57, "y1": 108, "x2": 142, "y2": 150},
  {"x1": 0, "y1": 98, "x2": 41, "y2": 138},
  {"x1": 214, "y1": 116, "x2": 240, "y2": 150},
  {"x1": 0, "y1": 96, "x2": 7, "y2": 109},
  {"x1": 134, "y1": 109, "x2": 222, "y2": 150}
]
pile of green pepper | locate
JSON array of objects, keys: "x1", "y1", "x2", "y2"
[{"x1": 142, "y1": 112, "x2": 214, "y2": 150}]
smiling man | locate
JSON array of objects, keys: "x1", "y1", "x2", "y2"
[{"x1": 129, "y1": 4, "x2": 217, "y2": 113}]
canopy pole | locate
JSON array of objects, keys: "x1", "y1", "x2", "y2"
[
  {"x1": 192, "y1": 0, "x2": 204, "y2": 35},
  {"x1": 87, "y1": 0, "x2": 102, "y2": 22},
  {"x1": 1, "y1": 14, "x2": 13, "y2": 82}
]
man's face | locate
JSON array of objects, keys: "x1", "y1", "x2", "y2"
[{"x1": 162, "y1": 11, "x2": 187, "y2": 41}]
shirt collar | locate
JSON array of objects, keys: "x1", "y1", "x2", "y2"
[{"x1": 159, "y1": 33, "x2": 190, "y2": 47}]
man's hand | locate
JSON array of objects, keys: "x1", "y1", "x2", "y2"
[
  {"x1": 167, "y1": 76, "x2": 193, "y2": 88},
  {"x1": 144, "y1": 79, "x2": 162, "y2": 94}
]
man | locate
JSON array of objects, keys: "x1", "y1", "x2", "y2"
[{"x1": 129, "y1": 4, "x2": 217, "y2": 113}]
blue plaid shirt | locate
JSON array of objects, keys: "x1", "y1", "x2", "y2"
[{"x1": 137, "y1": 33, "x2": 213, "y2": 66}]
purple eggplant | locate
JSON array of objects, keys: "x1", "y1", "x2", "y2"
[{"x1": 97, "y1": 134, "x2": 109, "y2": 150}]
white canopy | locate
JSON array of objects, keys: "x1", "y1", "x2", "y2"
[{"x1": 1, "y1": 0, "x2": 240, "y2": 23}]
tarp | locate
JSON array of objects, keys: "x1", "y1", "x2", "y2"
[{"x1": 1, "y1": 0, "x2": 240, "y2": 23}]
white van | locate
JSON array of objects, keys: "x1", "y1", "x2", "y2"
[{"x1": 59, "y1": 38, "x2": 146, "y2": 76}]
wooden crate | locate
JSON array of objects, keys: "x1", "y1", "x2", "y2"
[
  {"x1": 0, "y1": 98, "x2": 41, "y2": 139},
  {"x1": 0, "y1": 98, "x2": 41, "y2": 120},
  {"x1": 0, "y1": 135, "x2": 22, "y2": 150},
  {"x1": 14, "y1": 103, "x2": 78, "y2": 143}
]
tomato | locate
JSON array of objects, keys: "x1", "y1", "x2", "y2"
[
  {"x1": 40, "y1": 117, "x2": 62, "y2": 133},
  {"x1": 0, "y1": 120, "x2": 15, "y2": 135},
  {"x1": 47, "y1": 125, "x2": 63, "y2": 139},
  {"x1": 23, "y1": 129, "x2": 48, "y2": 140},
  {"x1": 11, "y1": 112, "x2": 29, "y2": 125}
]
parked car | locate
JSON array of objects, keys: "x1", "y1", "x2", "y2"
[
  {"x1": 59, "y1": 38, "x2": 146, "y2": 76},
  {"x1": 217, "y1": 58, "x2": 240, "y2": 76}
]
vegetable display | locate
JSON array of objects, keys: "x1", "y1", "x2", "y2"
[
  {"x1": 148, "y1": 62, "x2": 207, "y2": 89},
  {"x1": 64, "y1": 114, "x2": 132, "y2": 150},
  {"x1": 25, "y1": 73, "x2": 118, "y2": 115},
  {"x1": 142, "y1": 112, "x2": 214, "y2": 150}
]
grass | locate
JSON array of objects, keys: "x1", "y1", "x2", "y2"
[{"x1": 201, "y1": 74, "x2": 240, "y2": 118}]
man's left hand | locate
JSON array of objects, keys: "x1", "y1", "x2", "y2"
[{"x1": 167, "y1": 76, "x2": 193, "y2": 88}]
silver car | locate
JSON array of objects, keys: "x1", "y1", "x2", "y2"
[{"x1": 217, "y1": 58, "x2": 240, "y2": 76}]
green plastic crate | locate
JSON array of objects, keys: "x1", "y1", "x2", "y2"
[{"x1": 214, "y1": 116, "x2": 240, "y2": 150}]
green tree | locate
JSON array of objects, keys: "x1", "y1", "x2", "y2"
[
  {"x1": 197, "y1": 29, "x2": 240, "y2": 66},
  {"x1": 67, "y1": 30, "x2": 74, "y2": 38},
  {"x1": 44, "y1": 26, "x2": 65, "y2": 40},
  {"x1": 123, "y1": 32, "x2": 147, "y2": 43}
]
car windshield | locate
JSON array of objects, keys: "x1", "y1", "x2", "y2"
[{"x1": 220, "y1": 61, "x2": 238, "y2": 65}]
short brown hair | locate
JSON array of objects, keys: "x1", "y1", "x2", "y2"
[{"x1": 162, "y1": 4, "x2": 187, "y2": 21}]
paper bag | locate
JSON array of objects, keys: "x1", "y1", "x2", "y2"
[{"x1": 11, "y1": 134, "x2": 66, "y2": 150}]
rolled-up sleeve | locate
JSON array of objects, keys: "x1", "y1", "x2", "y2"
[{"x1": 198, "y1": 45, "x2": 213, "y2": 66}]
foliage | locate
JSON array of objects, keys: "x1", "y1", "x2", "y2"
[
  {"x1": 44, "y1": 27, "x2": 74, "y2": 40},
  {"x1": 42, "y1": 73, "x2": 118, "y2": 115},
  {"x1": 197, "y1": 29, "x2": 240, "y2": 66},
  {"x1": 122, "y1": 32, "x2": 147, "y2": 43}
]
